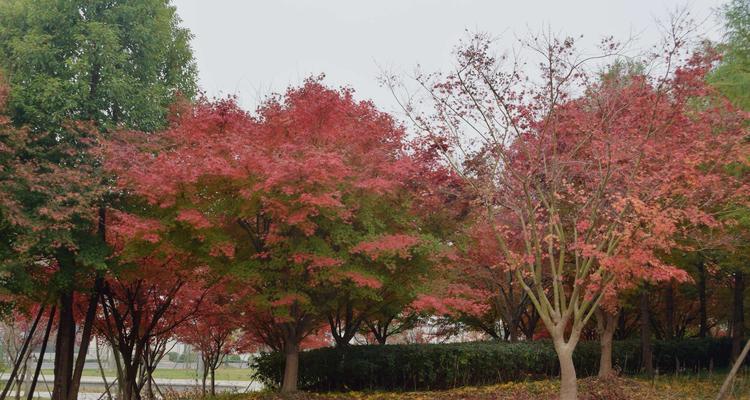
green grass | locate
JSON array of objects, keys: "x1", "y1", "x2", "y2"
[
  {"x1": 40, "y1": 367, "x2": 255, "y2": 381},
  {"x1": 153, "y1": 368, "x2": 253, "y2": 381}
]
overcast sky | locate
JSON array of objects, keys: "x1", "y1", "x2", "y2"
[{"x1": 171, "y1": 0, "x2": 726, "y2": 114}]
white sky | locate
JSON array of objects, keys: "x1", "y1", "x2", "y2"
[{"x1": 171, "y1": 0, "x2": 726, "y2": 114}]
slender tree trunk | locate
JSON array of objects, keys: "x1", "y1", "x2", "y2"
[
  {"x1": 508, "y1": 314, "x2": 519, "y2": 343},
  {"x1": 95, "y1": 343, "x2": 113, "y2": 400},
  {"x1": 368, "y1": 317, "x2": 393, "y2": 345},
  {"x1": 506, "y1": 273, "x2": 520, "y2": 343},
  {"x1": 596, "y1": 309, "x2": 617, "y2": 377},
  {"x1": 145, "y1": 372, "x2": 153, "y2": 400},
  {"x1": 27, "y1": 306, "x2": 56, "y2": 400},
  {"x1": 280, "y1": 339, "x2": 300, "y2": 393},
  {"x1": 665, "y1": 281, "x2": 675, "y2": 340},
  {"x1": 617, "y1": 310, "x2": 626, "y2": 339},
  {"x1": 15, "y1": 348, "x2": 33, "y2": 400},
  {"x1": 200, "y1": 364, "x2": 207, "y2": 398},
  {"x1": 717, "y1": 337, "x2": 750, "y2": 400},
  {"x1": 640, "y1": 288, "x2": 654, "y2": 377},
  {"x1": 554, "y1": 341, "x2": 577, "y2": 400},
  {"x1": 110, "y1": 343, "x2": 126, "y2": 400},
  {"x1": 698, "y1": 261, "x2": 709, "y2": 338},
  {"x1": 14, "y1": 360, "x2": 26, "y2": 400},
  {"x1": 69, "y1": 275, "x2": 103, "y2": 400},
  {"x1": 732, "y1": 272, "x2": 745, "y2": 362},
  {"x1": 328, "y1": 303, "x2": 362, "y2": 347},
  {"x1": 0, "y1": 306, "x2": 44, "y2": 400},
  {"x1": 522, "y1": 308, "x2": 539, "y2": 340},
  {"x1": 210, "y1": 367, "x2": 216, "y2": 397}
]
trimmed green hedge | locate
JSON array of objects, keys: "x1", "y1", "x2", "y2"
[{"x1": 253, "y1": 338, "x2": 734, "y2": 391}]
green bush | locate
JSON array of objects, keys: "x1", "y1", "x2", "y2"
[
  {"x1": 253, "y1": 337, "x2": 735, "y2": 391},
  {"x1": 167, "y1": 351, "x2": 198, "y2": 364}
]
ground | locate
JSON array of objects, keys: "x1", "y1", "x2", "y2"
[
  {"x1": 173, "y1": 372, "x2": 750, "y2": 400},
  {"x1": 40, "y1": 367, "x2": 254, "y2": 381}
]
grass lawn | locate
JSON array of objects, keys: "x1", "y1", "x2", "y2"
[
  {"x1": 40, "y1": 367, "x2": 254, "y2": 381},
  {"x1": 189, "y1": 372, "x2": 750, "y2": 400},
  {"x1": 152, "y1": 368, "x2": 253, "y2": 381}
]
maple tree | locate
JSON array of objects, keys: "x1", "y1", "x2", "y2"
[
  {"x1": 0, "y1": 1, "x2": 197, "y2": 398},
  {"x1": 0, "y1": 303, "x2": 56, "y2": 400},
  {"x1": 394, "y1": 26, "x2": 749, "y2": 398},
  {"x1": 176, "y1": 287, "x2": 241, "y2": 397},
  {"x1": 447, "y1": 212, "x2": 538, "y2": 342},
  {"x1": 87, "y1": 203, "x2": 216, "y2": 400},
  {"x1": 104, "y1": 78, "x2": 439, "y2": 393},
  {"x1": 93, "y1": 269, "x2": 205, "y2": 400}
]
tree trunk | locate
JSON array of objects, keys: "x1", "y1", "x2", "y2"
[
  {"x1": 121, "y1": 364, "x2": 140, "y2": 400},
  {"x1": 698, "y1": 261, "x2": 709, "y2": 338},
  {"x1": 27, "y1": 306, "x2": 56, "y2": 400},
  {"x1": 617, "y1": 310, "x2": 626, "y2": 339},
  {"x1": 640, "y1": 288, "x2": 653, "y2": 377},
  {"x1": 596, "y1": 309, "x2": 617, "y2": 377},
  {"x1": 95, "y1": 343, "x2": 113, "y2": 400},
  {"x1": 200, "y1": 364, "x2": 207, "y2": 397},
  {"x1": 69, "y1": 275, "x2": 103, "y2": 400},
  {"x1": 717, "y1": 337, "x2": 750, "y2": 400},
  {"x1": 14, "y1": 348, "x2": 32, "y2": 400},
  {"x1": 521, "y1": 308, "x2": 539, "y2": 340},
  {"x1": 366, "y1": 316, "x2": 394, "y2": 345},
  {"x1": 555, "y1": 342, "x2": 577, "y2": 400},
  {"x1": 280, "y1": 340, "x2": 300, "y2": 393},
  {"x1": 328, "y1": 301, "x2": 363, "y2": 347},
  {"x1": 508, "y1": 314, "x2": 519, "y2": 342},
  {"x1": 665, "y1": 281, "x2": 675, "y2": 340},
  {"x1": 110, "y1": 343, "x2": 126, "y2": 400},
  {"x1": 14, "y1": 360, "x2": 25, "y2": 400},
  {"x1": 0, "y1": 306, "x2": 44, "y2": 400},
  {"x1": 210, "y1": 368, "x2": 216, "y2": 396},
  {"x1": 52, "y1": 292, "x2": 75, "y2": 400},
  {"x1": 145, "y1": 372, "x2": 153, "y2": 400},
  {"x1": 51, "y1": 256, "x2": 103, "y2": 400},
  {"x1": 732, "y1": 271, "x2": 745, "y2": 362},
  {"x1": 505, "y1": 273, "x2": 521, "y2": 343}
]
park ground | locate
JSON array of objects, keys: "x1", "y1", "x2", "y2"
[
  {"x1": 39, "y1": 367, "x2": 254, "y2": 381},
  {"x1": 178, "y1": 372, "x2": 750, "y2": 400}
]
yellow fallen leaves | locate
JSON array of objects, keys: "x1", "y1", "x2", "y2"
[{"x1": 194, "y1": 372, "x2": 750, "y2": 400}]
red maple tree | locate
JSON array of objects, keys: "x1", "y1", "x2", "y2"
[
  {"x1": 104, "y1": 78, "x2": 436, "y2": 393},
  {"x1": 397, "y1": 29, "x2": 749, "y2": 399},
  {"x1": 176, "y1": 286, "x2": 241, "y2": 397}
]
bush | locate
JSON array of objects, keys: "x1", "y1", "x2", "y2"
[
  {"x1": 225, "y1": 354, "x2": 243, "y2": 362},
  {"x1": 253, "y1": 337, "x2": 736, "y2": 391},
  {"x1": 167, "y1": 351, "x2": 198, "y2": 363}
]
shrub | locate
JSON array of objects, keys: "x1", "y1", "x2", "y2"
[
  {"x1": 167, "y1": 351, "x2": 198, "y2": 363},
  {"x1": 253, "y1": 337, "x2": 736, "y2": 391}
]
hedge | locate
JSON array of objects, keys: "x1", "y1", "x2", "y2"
[{"x1": 253, "y1": 338, "x2": 736, "y2": 391}]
